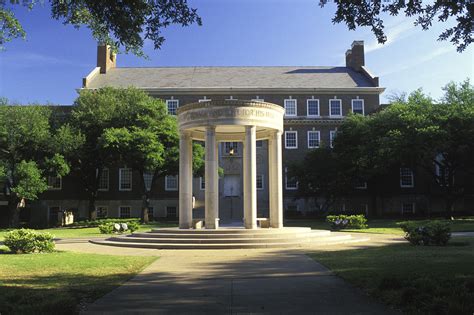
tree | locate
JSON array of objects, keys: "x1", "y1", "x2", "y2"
[
  {"x1": 290, "y1": 148, "x2": 352, "y2": 214},
  {"x1": 1, "y1": 0, "x2": 201, "y2": 56},
  {"x1": 100, "y1": 88, "x2": 204, "y2": 223},
  {"x1": 320, "y1": 0, "x2": 473, "y2": 52},
  {"x1": 0, "y1": 105, "x2": 81, "y2": 227},
  {"x1": 334, "y1": 79, "x2": 474, "y2": 217}
]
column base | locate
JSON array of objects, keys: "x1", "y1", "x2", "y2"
[
  {"x1": 205, "y1": 218, "x2": 220, "y2": 230},
  {"x1": 179, "y1": 222, "x2": 192, "y2": 229}
]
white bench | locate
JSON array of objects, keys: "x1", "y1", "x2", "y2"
[{"x1": 256, "y1": 218, "x2": 270, "y2": 228}]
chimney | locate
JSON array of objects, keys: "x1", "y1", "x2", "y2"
[
  {"x1": 97, "y1": 44, "x2": 116, "y2": 74},
  {"x1": 345, "y1": 40, "x2": 365, "y2": 71}
]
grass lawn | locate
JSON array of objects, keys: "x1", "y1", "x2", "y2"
[
  {"x1": 308, "y1": 237, "x2": 474, "y2": 314},
  {"x1": 0, "y1": 249, "x2": 157, "y2": 313},
  {"x1": 0, "y1": 220, "x2": 178, "y2": 241},
  {"x1": 286, "y1": 217, "x2": 474, "y2": 235}
]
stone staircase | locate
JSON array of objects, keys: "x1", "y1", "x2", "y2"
[{"x1": 90, "y1": 227, "x2": 369, "y2": 249}]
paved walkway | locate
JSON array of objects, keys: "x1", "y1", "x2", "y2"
[{"x1": 55, "y1": 234, "x2": 400, "y2": 314}]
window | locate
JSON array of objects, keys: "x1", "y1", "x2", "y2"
[
  {"x1": 166, "y1": 206, "x2": 177, "y2": 218},
  {"x1": 351, "y1": 99, "x2": 364, "y2": 115},
  {"x1": 330, "y1": 130, "x2": 337, "y2": 148},
  {"x1": 402, "y1": 203, "x2": 415, "y2": 215},
  {"x1": 143, "y1": 172, "x2": 154, "y2": 191},
  {"x1": 435, "y1": 154, "x2": 449, "y2": 186},
  {"x1": 119, "y1": 206, "x2": 131, "y2": 218},
  {"x1": 119, "y1": 168, "x2": 132, "y2": 191},
  {"x1": 329, "y1": 99, "x2": 342, "y2": 117},
  {"x1": 285, "y1": 131, "x2": 298, "y2": 149},
  {"x1": 400, "y1": 168, "x2": 414, "y2": 188},
  {"x1": 307, "y1": 131, "x2": 320, "y2": 148},
  {"x1": 224, "y1": 142, "x2": 239, "y2": 155},
  {"x1": 200, "y1": 177, "x2": 205, "y2": 190},
  {"x1": 96, "y1": 206, "x2": 108, "y2": 218},
  {"x1": 256, "y1": 140, "x2": 263, "y2": 148},
  {"x1": 225, "y1": 96, "x2": 237, "y2": 100},
  {"x1": 147, "y1": 207, "x2": 154, "y2": 220},
  {"x1": 256, "y1": 174, "x2": 264, "y2": 190},
  {"x1": 166, "y1": 99, "x2": 179, "y2": 115},
  {"x1": 49, "y1": 206, "x2": 61, "y2": 225},
  {"x1": 97, "y1": 168, "x2": 109, "y2": 191},
  {"x1": 354, "y1": 179, "x2": 367, "y2": 189},
  {"x1": 285, "y1": 167, "x2": 298, "y2": 190},
  {"x1": 48, "y1": 176, "x2": 62, "y2": 190},
  {"x1": 284, "y1": 99, "x2": 297, "y2": 116},
  {"x1": 307, "y1": 99, "x2": 320, "y2": 117},
  {"x1": 198, "y1": 97, "x2": 211, "y2": 102},
  {"x1": 165, "y1": 175, "x2": 178, "y2": 191}
]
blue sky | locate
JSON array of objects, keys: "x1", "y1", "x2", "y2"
[{"x1": 0, "y1": 0, "x2": 472, "y2": 104}]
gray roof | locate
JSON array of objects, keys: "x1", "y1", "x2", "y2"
[{"x1": 86, "y1": 66, "x2": 377, "y2": 90}]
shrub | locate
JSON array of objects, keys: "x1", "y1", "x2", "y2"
[
  {"x1": 98, "y1": 221, "x2": 140, "y2": 234},
  {"x1": 398, "y1": 220, "x2": 451, "y2": 246},
  {"x1": 73, "y1": 218, "x2": 140, "y2": 228},
  {"x1": 326, "y1": 214, "x2": 368, "y2": 230},
  {"x1": 3, "y1": 229, "x2": 55, "y2": 254}
]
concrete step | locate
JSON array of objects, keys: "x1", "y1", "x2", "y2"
[
  {"x1": 148, "y1": 227, "x2": 313, "y2": 234},
  {"x1": 130, "y1": 230, "x2": 331, "y2": 239}
]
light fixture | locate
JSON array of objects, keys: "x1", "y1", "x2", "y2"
[{"x1": 229, "y1": 148, "x2": 235, "y2": 156}]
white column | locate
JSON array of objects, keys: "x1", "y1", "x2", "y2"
[
  {"x1": 179, "y1": 131, "x2": 193, "y2": 229},
  {"x1": 243, "y1": 125, "x2": 257, "y2": 229},
  {"x1": 205, "y1": 126, "x2": 219, "y2": 229},
  {"x1": 269, "y1": 130, "x2": 283, "y2": 228}
]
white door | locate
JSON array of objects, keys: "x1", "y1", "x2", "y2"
[{"x1": 224, "y1": 175, "x2": 241, "y2": 197}]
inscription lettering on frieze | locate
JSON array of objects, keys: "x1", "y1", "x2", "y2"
[{"x1": 180, "y1": 107, "x2": 277, "y2": 124}]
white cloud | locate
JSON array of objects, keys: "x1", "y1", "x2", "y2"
[
  {"x1": 379, "y1": 45, "x2": 454, "y2": 77},
  {"x1": 365, "y1": 19, "x2": 416, "y2": 53}
]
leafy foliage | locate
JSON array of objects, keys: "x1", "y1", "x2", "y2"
[
  {"x1": 1, "y1": 0, "x2": 201, "y2": 56},
  {"x1": 326, "y1": 214, "x2": 368, "y2": 230},
  {"x1": 399, "y1": 220, "x2": 451, "y2": 246},
  {"x1": 3, "y1": 229, "x2": 55, "y2": 253},
  {"x1": 98, "y1": 221, "x2": 140, "y2": 234},
  {"x1": 320, "y1": 0, "x2": 473, "y2": 52}
]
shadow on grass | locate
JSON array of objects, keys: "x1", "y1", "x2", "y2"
[{"x1": 307, "y1": 238, "x2": 474, "y2": 315}]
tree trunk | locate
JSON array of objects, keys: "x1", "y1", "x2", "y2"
[
  {"x1": 88, "y1": 193, "x2": 97, "y2": 220},
  {"x1": 141, "y1": 194, "x2": 149, "y2": 224},
  {"x1": 8, "y1": 198, "x2": 20, "y2": 228}
]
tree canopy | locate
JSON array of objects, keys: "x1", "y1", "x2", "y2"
[
  {"x1": 320, "y1": 0, "x2": 473, "y2": 52},
  {"x1": 0, "y1": 105, "x2": 82, "y2": 226}
]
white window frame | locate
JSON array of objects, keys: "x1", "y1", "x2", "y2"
[
  {"x1": 307, "y1": 130, "x2": 320, "y2": 149},
  {"x1": 97, "y1": 168, "x2": 109, "y2": 191},
  {"x1": 285, "y1": 167, "x2": 298, "y2": 190},
  {"x1": 119, "y1": 206, "x2": 131, "y2": 218},
  {"x1": 400, "y1": 168, "x2": 415, "y2": 188},
  {"x1": 47, "y1": 176, "x2": 62, "y2": 190},
  {"x1": 165, "y1": 175, "x2": 179, "y2": 191},
  {"x1": 256, "y1": 174, "x2": 264, "y2": 190},
  {"x1": 306, "y1": 99, "x2": 320, "y2": 117},
  {"x1": 401, "y1": 203, "x2": 416, "y2": 215},
  {"x1": 329, "y1": 99, "x2": 342, "y2": 117},
  {"x1": 351, "y1": 99, "x2": 365, "y2": 115},
  {"x1": 166, "y1": 99, "x2": 179, "y2": 115},
  {"x1": 119, "y1": 168, "x2": 133, "y2": 191},
  {"x1": 96, "y1": 206, "x2": 108, "y2": 218},
  {"x1": 330, "y1": 130, "x2": 337, "y2": 148},
  {"x1": 284, "y1": 99, "x2": 297, "y2": 117},
  {"x1": 284, "y1": 131, "x2": 298, "y2": 149},
  {"x1": 198, "y1": 97, "x2": 211, "y2": 103},
  {"x1": 200, "y1": 177, "x2": 205, "y2": 190}
]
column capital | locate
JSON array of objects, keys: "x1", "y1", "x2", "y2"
[{"x1": 180, "y1": 130, "x2": 191, "y2": 139}]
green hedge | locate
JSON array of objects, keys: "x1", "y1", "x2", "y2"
[
  {"x1": 326, "y1": 214, "x2": 368, "y2": 230},
  {"x1": 398, "y1": 220, "x2": 451, "y2": 246},
  {"x1": 4, "y1": 229, "x2": 55, "y2": 254},
  {"x1": 98, "y1": 221, "x2": 140, "y2": 234},
  {"x1": 72, "y1": 218, "x2": 140, "y2": 228}
]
